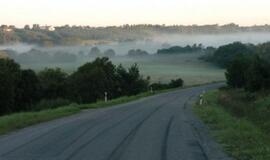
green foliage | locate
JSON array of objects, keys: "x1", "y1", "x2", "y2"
[
  {"x1": 225, "y1": 54, "x2": 270, "y2": 92},
  {"x1": 127, "y1": 49, "x2": 149, "y2": 56},
  {"x1": 0, "y1": 59, "x2": 21, "y2": 115},
  {"x1": 0, "y1": 57, "x2": 180, "y2": 116},
  {"x1": 218, "y1": 88, "x2": 270, "y2": 134},
  {"x1": 212, "y1": 42, "x2": 255, "y2": 67},
  {"x1": 69, "y1": 57, "x2": 118, "y2": 103},
  {"x1": 219, "y1": 42, "x2": 270, "y2": 92},
  {"x1": 225, "y1": 54, "x2": 251, "y2": 88},
  {"x1": 34, "y1": 98, "x2": 72, "y2": 111},
  {"x1": 38, "y1": 68, "x2": 68, "y2": 99},
  {"x1": 256, "y1": 42, "x2": 270, "y2": 62},
  {"x1": 150, "y1": 78, "x2": 183, "y2": 90},
  {"x1": 169, "y1": 78, "x2": 184, "y2": 88},
  {"x1": 157, "y1": 44, "x2": 203, "y2": 54},
  {"x1": 89, "y1": 47, "x2": 102, "y2": 57},
  {"x1": 194, "y1": 90, "x2": 270, "y2": 160},
  {"x1": 104, "y1": 49, "x2": 116, "y2": 57},
  {"x1": 16, "y1": 69, "x2": 41, "y2": 111},
  {"x1": 116, "y1": 64, "x2": 149, "y2": 96},
  {"x1": 245, "y1": 56, "x2": 270, "y2": 92}
]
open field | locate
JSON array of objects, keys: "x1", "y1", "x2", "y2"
[{"x1": 21, "y1": 53, "x2": 225, "y2": 85}]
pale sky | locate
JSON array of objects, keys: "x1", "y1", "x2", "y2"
[{"x1": 1, "y1": 0, "x2": 270, "y2": 27}]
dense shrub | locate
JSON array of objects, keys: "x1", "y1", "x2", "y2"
[
  {"x1": 38, "y1": 68, "x2": 68, "y2": 99},
  {"x1": 212, "y1": 42, "x2": 255, "y2": 67},
  {"x1": 225, "y1": 54, "x2": 251, "y2": 88},
  {"x1": 225, "y1": 54, "x2": 270, "y2": 92},
  {"x1": 68, "y1": 57, "x2": 118, "y2": 103},
  {"x1": 245, "y1": 56, "x2": 270, "y2": 92},
  {"x1": 150, "y1": 78, "x2": 183, "y2": 91},
  {"x1": 169, "y1": 78, "x2": 184, "y2": 88},
  {"x1": 16, "y1": 69, "x2": 41, "y2": 111},
  {"x1": 127, "y1": 49, "x2": 149, "y2": 56},
  {"x1": 0, "y1": 57, "x2": 182, "y2": 116},
  {"x1": 157, "y1": 44, "x2": 203, "y2": 54},
  {"x1": 0, "y1": 59, "x2": 21, "y2": 115},
  {"x1": 116, "y1": 64, "x2": 150, "y2": 96},
  {"x1": 34, "y1": 98, "x2": 72, "y2": 111}
]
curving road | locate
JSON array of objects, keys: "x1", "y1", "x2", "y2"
[{"x1": 0, "y1": 83, "x2": 231, "y2": 160}]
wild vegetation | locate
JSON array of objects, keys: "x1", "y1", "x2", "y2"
[
  {"x1": 157, "y1": 44, "x2": 203, "y2": 54},
  {"x1": 194, "y1": 90, "x2": 270, "y2": 160},
  {"x1": 194, "y1": 41, "x2": 270, "y2": 160},
  {"x1": 0, "y1": 57, "x2": 184, "y2": 116}
]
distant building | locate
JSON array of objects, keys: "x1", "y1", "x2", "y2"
[{"x1": 40, "y1": 25, "x2": 55, "y2": 31}]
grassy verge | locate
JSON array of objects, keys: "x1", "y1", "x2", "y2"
[
  {"x1": 0, "y1": 106, "x2": 80, "y2": 135},
  {"x1": 78, "y1": 92, "x2": 154, "y2": 110},
  {"x1": 193, "y1": 90, "x2": 270, "y2": 160},
  {"x1": 0, "y1": 88, "x2": 174, "y2": 135},
  {"x1": 0, "y1": 81, "x2": 222, "y2": 136}
]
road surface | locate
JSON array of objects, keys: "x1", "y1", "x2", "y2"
[{"x1": 0, "y1": 83, "x2": 231, "y2": 160}]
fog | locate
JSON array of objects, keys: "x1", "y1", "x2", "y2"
[
  {"x1": 1, "y1": 32, "x2": 270, "y2": 56},
  {"x1": 0, "y1": 32, "x2": 270, "y2": 83}
]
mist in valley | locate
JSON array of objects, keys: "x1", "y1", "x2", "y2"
[{"x1": 1, "y1": 32, "x2": 270, "y2": 84}]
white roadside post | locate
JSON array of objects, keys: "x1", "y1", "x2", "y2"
[
  {"x1": 150, "y1": 87, "x2": 153, "y2": 94},
  {"x1": 199, "y1": 90, "x2": 206, "y2": 106},
  {"x1": 200, "y1": 90, "x2": 205, "y2": 106},
  {"x1": 199, "y1": 94, "x2": 203, "y2": 105},
  {"x1": 104, "y1": 92, "x2": 108, "y2": 102}
]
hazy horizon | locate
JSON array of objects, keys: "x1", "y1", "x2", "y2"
[{"x1": 1, "y1": 0, "x2": 270, "y2": 27}]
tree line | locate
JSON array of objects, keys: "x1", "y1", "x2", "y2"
[
  {"x1": 203, "y1": 41, "x2": 270, "y2": 92},
  {"x1": 0, "y1": 57, "x2": 184, "y2": 116},
  {"x1": 2, "y1": 24, "x2": 270, "y2": 46}
]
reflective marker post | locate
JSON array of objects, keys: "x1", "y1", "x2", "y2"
[
  {"x1": 104, "y1": 92, "x2": 108, "y2": 102},
  {"x1": 199, "y1": 90, "x2": 205, "y2": 106}
]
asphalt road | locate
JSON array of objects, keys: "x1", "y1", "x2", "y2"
[{"x1": 0, "y1": 83, "x2": 231, "y2": 160}]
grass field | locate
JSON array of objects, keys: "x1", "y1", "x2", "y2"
[
  {"x1": 21, "y1": 53, "x2": 225, "y2": 86},
  {"x1": 194, "y1": 90, "x2": 270, "y2": 160}
]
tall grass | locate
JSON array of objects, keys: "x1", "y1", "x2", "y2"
[{"x1": 194, "y1": 90, "x2": 270, "y2": 160}]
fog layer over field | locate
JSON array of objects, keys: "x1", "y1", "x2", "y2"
[
  {"x1": 1, "y1": 32, "x2": 270, "y2": 55},
  {"x1": 1, "y1": 32, "x2": 270, "y2": 85}
]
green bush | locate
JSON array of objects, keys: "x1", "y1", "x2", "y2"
[
  {"x1": 34, "y1": 98, "x2": 72, "y2": 111},
  {"x1": 194, "y1": 90, "x2": 270, "y2": 160}
]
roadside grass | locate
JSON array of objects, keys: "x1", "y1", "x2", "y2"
[
  {"x1": 193, "y1": 90, "x2": 270, "y2": 160},
  {"x1": 0, "y1": 87, "x2": 177, "y2": 135},
  {"x1": 0, "y1": 81, "x2": 223, "y2": 136},
  {"x1": 0, "y1": 106, "x2": 80, "y2": 135},
  {"x1": 78, "y1": 91, "x2": 154, "y2": 110}
]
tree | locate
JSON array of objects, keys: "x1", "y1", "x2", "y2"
[
  {"x1": 38, "y1": 68, "x2": 68, "y2": 99},
  {"x1": 0, "y1": 59, "x2": 21, "y2": 115},
  {"x1": 104, "y1": 49, "x2": 116, "y2": 57},
  {"x1": 256, "y1": 42, "x2": 270, "y2": 62},
  {"x1": 15, "y1": 69, "x2": 41, "y2": 111},
  {"x1": 245, "y1": 56, "x2": 270, "y2": 92},
  {"x1": 116, "y1": 64, "x2": 149, "y2": 96},
  {"x1": 69, "y1": 57, "x2": 118, "y2": 103},
  {"x1": 225, "y1": 54, "x2": 251, "y2": 88},
  {"x1": 169, "y1": 78, "x2": 184, "y2": 88},
  {"x1": 89, "y1": 47, "x2": 102, "y2": 57},
  {"x1": 24, "y1": 25, "x2": 31, "y2": 30},
  {"x1": 127, "y1": 49, "x2": 149, "y2": 56},
  {"x1": 213, "y1": 42, "x2": 255, "y2": 67}
]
